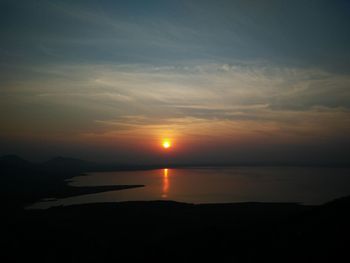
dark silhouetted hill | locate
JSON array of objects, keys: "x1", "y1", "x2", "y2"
[
  {"x1": 43, "y1": 156, "x2": 98, "y2": 171},
  {"x1": 0, "y1": 154, "x2": 33, "y2": 171}
]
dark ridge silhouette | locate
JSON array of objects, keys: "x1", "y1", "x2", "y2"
[
  {"x1": 43, "y1": 156, "x2": 99, "y2": 172},
  {"x1": 0, "y1": 154, "x2": 32, "y2": 170},
  {"x1": 323, "y1": 195, "x2": 350, "y2": 207},
  {"x1": 0, "y1": 154, "x2": 28, "y2": 163}
]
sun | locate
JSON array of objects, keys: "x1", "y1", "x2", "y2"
[{"x1": 162, "y1": 139, "x2": 171, "y2": 149}]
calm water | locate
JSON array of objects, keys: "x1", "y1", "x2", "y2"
[{"x1": 30, "y1": 167, "x2": 350, "y2": 209}]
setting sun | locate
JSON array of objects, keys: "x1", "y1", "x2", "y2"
[{"x1": 162, "y1": 140, "x2": 171, "y2": 149}]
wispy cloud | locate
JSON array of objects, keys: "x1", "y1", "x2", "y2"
[{"x1": 2, "y1": 62, "x2": 349, "y2": 147}]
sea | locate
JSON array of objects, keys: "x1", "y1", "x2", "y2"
[{"x1": 29, "y1": 166, "x2": 350, "y2": 209}]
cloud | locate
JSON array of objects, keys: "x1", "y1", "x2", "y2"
[{"x1": 1, "y1": 60, "x2": 349, "y2": 149}]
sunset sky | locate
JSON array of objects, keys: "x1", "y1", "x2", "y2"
[{"x1": 1, "y1": 0, "x2": 350, "y2": 164}]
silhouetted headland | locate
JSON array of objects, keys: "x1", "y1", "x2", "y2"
[{"x1": 0, "y1": 155, "x2": 144, "y2": 210}]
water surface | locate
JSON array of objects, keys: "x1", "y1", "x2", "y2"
[{"x1": 30, "y1": 167, "x2": 350, "y2": 209}]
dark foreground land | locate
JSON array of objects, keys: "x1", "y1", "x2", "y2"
[
  {"x1": 1, "y1": 155, "x2": 350, "y2": 262},
  {"x1": 2, "y1": 198, "x2": 350, "y2": 263}
]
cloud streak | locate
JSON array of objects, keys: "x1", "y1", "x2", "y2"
[{"x1": 1, "y1": 62, "x2": 349, "y2": 146}]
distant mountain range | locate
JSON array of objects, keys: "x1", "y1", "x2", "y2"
[
  {"x1": 0, "y1": 154, "x2": 98, "y2": 172},
  {"x1": 0, "y1": 154, "x2": 163, "y2": 173},
  {"x1": 1, "y1": 154, "x2": 349, "y2": 173},
  {"x1": 0, "y1": 154, "x2": 32, "y2": 170},
  {"x1": 42, "y1": 156, "x2": 98, "y2": 171}
]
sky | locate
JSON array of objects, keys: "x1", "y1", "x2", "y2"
[{"x1": 1, "y1": 0, "x2": 350, "y2": 164}]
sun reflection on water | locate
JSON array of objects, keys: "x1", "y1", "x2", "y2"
[{"x1": 162, "y1": 168, "x2": 169, "y2": 198}]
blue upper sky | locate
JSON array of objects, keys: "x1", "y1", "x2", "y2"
[{"x1": 2, "y1": 0, "x2": 350, "y2": 70}]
